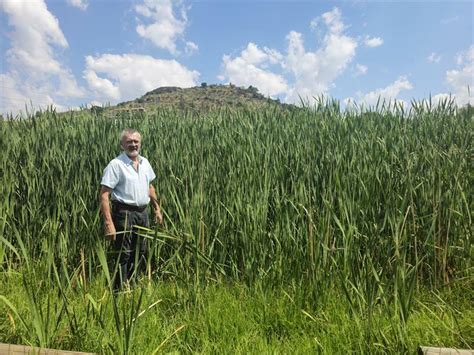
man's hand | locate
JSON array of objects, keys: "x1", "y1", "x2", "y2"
[
  {"x1": 149, "y1": 185, "x2": 163, "y2": 226},
  {"x1": 154, "y1": 209, "x2": 164, "y2": 225},
  {"x1": 104, "y1": 222, "x2": 116, "y2": 241}
]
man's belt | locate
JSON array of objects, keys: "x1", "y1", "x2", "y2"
[{"x1": 112, "y1": 201, "x2": 148, "y2": 212}]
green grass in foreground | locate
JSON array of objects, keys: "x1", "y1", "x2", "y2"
[{"x1": 0, "y1": 270, "x2": 472, "y2": 354}]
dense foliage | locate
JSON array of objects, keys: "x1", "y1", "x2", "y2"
[{"x1": 0, "y1": 101, "x2": 472, "y2": 352}]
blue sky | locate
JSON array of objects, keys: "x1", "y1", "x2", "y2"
[{"x1": 1, "y1": 0, "x2": 472, "y2": 115}]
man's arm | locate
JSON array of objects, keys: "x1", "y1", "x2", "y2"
[
  {"x1": 99, "y1": 185, "x2": 116, "y2": 240},
  {"x1": 149, "y1": 184, "x2": 163, "y2": 225}
]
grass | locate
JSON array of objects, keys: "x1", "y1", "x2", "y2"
[
  {"x1": 0, "y1": 270, "x2": 472, "y2": 353},
  {"x1": 0, "y1": 99, "x2": 472, "y2": 352}
]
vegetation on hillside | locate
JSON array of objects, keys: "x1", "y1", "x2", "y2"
[{"x1": 92, "y1": 84, "x2": 293, "y2": 116}]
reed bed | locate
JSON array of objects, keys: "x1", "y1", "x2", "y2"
[{"x1": 0, "y1": 100, "x2": 472, "y2": 352}]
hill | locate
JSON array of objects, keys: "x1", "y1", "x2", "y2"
[{"x1": 92, "y1": 84, "x2": 293, "y2": 115}]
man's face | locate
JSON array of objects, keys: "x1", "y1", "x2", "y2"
[{"x1": 121, "y1": 133, "x2": 141, "y2": 159}]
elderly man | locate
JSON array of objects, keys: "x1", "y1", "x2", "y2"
[{"x1": 99, "y1": 128, "x2": 163, "y2": 289}]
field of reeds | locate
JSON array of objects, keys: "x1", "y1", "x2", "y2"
[{"x1": 0, "y1": 100, "x2": 472, "y2": 353}]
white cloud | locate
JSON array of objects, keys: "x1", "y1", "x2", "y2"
[
  {"x1": 241, "y1": 42, "x2": 283, "y2": 67},
  {"x1": 83, "y1": 68, "x2": 121, "y2": 101},
  {"x1": 427, "y1": 52, "x2": 441, "y2": 64},
  {"x1": 219, "y1": 43, "x2": 288, "y2": 97},
  {"x1": 355, "y1": 63, "x2": 368, "y2": 76},
  {"x1": 430, "y1": 93, "x2": 454, "y2": 106},
  {"x1": 455, "y1": 45, "x2": 474, "y2": 66},
  {"x1": 0, "y1": 70, "x2": 74, "y2": 115},
  {"x1": 2, "y1": 0, "x2": 68, "y2": 74},
  {"x1": 309, "y1": 18, "x2": 318, "y2": 30},
  {"x1": 321, "y1": 7, "x2": 345, "y2": 34},
  {"x1": 364, "y1": 36, "x2": 383, "y2": 48},
  {"x1": 135, "y1": 0, "x2": 194, "y2": 55},
  {"x1": 354, "y1": 76, "x2": 413, "y2": 107},
  {"x1": 1, "y1": 72, "x2": 49, "y2": 116},
  {"x1": 0, "y1": 0, "x2": 84, "y2": 115},
  {"x1": 185, "y1": 41, "x2": 198, "y2": 55},
  {"x1": 219, "y1": 8, "x2": 357, "y2": 103},
  {"x1": 67, "y1": 0, "x2": 88, "y2": 11},
  {"x1": 89, "y1": 100, "x2": 104, "y2": 107},
  {"x1": 433, "y1": 46, "x2": 473, "y2": 106},
  {"x1": 309, "y1": 7, "x2": 345, "y2": 34},
  {"x1": 83, "y1": 53, "x2": 199, "y2": 103},
  {"x1": 441, "y1": 16, "x2": 459, "y2": 25},
  {"x1": 284, "y1": 8, "x2": 357, "y2": 103},
  {"x1": 0, "y1": 0, "x2": 202, "y2": 114}
]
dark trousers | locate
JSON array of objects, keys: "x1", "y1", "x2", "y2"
[{"x1": 111, "y1": 207, "x2": 149, "y2": 290}]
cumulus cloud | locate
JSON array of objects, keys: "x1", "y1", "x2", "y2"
[
  {"x1": 240, "y1": 43, "x2": 283, "y2": 67},
  {"x1": 364, "y1": 36, "x2": 383, "y2": 48},
  {"x1": 433, "y1": 45, "x2": 473, "y2": 106},
  {"x1": 427, "y1": 52, "x2": 441, "y2": 63},
  {"x1": 2, "y1": 0, "x2": 68, "y2": 75},
  {"x1": 0, "y1": 0, "x2": 84, "y2": 115},
  {"x1": 455, "y1": 46, "x2": 474, "y2": 66},
  {"x1": 1, "y1": 72, "x2": 57, "y2": 115},
  {"x1": 352, "y1": 76, "x2": 413, "y2": 107},
  {"x1": 83, "y1": 69, "x2": 121, "y2": 101},
  {"x1": 219, "y1": 43, "x2": 288, "y2": 97},
  {"x1": 355, "y1": 64, "x2": 368, "y2": 76},
  {"x1": 185, "y1": 41, "x2": 198, "y2": 55},
  {"x1": 321, "y1": 7, "x2": 345, "y2": 34},
  {"x1": 83, "y1": 53, "x2": 199, "y2": 103},
  {"x1": 309, "y1": 7, "x2": 345, "y2": 33},
  {"x1": 284, "y1": 8, "x2": 357, "y2": 102},
  {"x1": 219, "y1": 7, "x2": 357, "y2": 103},
  {"x1": 67, "y1": 0, "x2": 88, "y2": 11},
  {"x1": 135, "y1": 0, "x2": 196, "y2": 55},
  {"x1": 0, "y1": 0, "x2": 202, "y2": 114},
  {"x1": 430, "y1": 93, "x2": 454, "y2": 106}
]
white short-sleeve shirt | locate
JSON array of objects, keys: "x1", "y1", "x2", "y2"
[{"x1": 101, "y1": 152, "x2": 156, "y2": 206}]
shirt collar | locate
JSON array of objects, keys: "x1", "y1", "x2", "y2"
[{"x1": 120, "y1": 152, "x2": 143, "y2": 165}]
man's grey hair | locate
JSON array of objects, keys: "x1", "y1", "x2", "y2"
[{"x1": 120, "y1": 128, "x2": 141, "y2": 143}]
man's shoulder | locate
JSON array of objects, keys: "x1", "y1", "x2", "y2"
[
  {"x1": 106, "y1": 154, "x2": 127, "y2": 168},
  {"x1": 140, "y1": 155, "x2": 151, "y2": 165},
  {"x1": 140, "y1": 156, "x2": 155, "y2": 174}
]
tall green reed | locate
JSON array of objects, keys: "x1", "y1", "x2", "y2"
[{"x1": 1, "y1": 101, "x2": 472, "y2": 297}]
